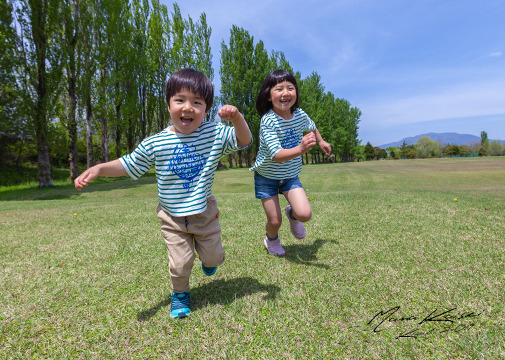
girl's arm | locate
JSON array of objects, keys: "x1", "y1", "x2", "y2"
[
  {"x1": 313, "y1": 128, "x2": 332, "y2": 156},
  {"x1": 273, "y1": 131, "x2": 316, "y2": 163},
  {"x1": 74, "y1": 159, "x2": 127, "y2": 191},
  {"x1": 218, "y1": 105, "x2": 252, "y2": 148}
]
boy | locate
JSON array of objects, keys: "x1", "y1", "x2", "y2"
[{"x1": 74, "y1": 68, "x2": 251, "y2": 318}]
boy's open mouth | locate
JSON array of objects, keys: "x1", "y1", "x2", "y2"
[{"x1": 181, "y1": 116, "x2": 193, "y2": 125}]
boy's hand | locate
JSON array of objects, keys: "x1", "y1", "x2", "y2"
[
  {"x1": 218, "y1": 105, "x2": 242, "y2": 123},
  {"x1": 74, "y1": 167, "x2": 99, "y2": 191},
  {"x1": 318, "y1": 140, "x2": 332, "y2": 156},
  {"x1": 300, "y1": 131, "x2": 317, "y2": 154}
]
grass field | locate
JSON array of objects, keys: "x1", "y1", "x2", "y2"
[{"x1": 1, "y1": 157, "x2": 504, "y2": 359}]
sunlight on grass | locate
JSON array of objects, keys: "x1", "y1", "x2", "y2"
[{"x1": 1, "y1": 157, "x2": 504, "y2": 358}]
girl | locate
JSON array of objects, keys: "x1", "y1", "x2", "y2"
[{"x1": 250, "y1": 69, "x2": 331, "y2": 256}]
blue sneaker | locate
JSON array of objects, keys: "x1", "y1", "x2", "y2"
[
  {"x1": 170, "y1": 291, "x2": 191, "y2": 318},
  {"x1": 201, "y1": 263, "x2": 217, "y2": 276}
]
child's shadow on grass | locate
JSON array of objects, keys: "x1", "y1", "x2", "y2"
[
  {"x1": 137, "y1": 276, "x2": 280, "y2": 321},
  {"x1": 283, "y1": 238, "x2": 336, "y2": 269}
]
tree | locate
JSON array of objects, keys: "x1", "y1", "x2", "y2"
[
  {"x1": 17, "y1": 0, "x2": 65, "y2": 187},
  {"x1": 376, "y1": 148, "x2": 387, "y2": 160},
  {"x1": 62, "y1": 0, "x2": 81, "y2": 181},
  {"x1": 0, "y1": 0, "x2": 24, "y2": 165},
  {"x1": 220, "y1": 26, "x2": 268, "y2": 167},
  {"x1": 414, "y1": 136, "x2": 440, "y2": 158},
  {"x1": 488, "y1": 141, "x2": 504, "y2": 156},
  {"x1": 364, "y1": 142, "x2": 375, "y2": 160},
  {"x1": 480, "y1": 130, "x2": 489, "y2": 155},
  {"x1": 78, "y1": 0, "x2": 98, "y2": 169}
]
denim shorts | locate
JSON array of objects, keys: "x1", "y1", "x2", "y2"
[{"x1": 254, "y1": 172, "x2": 303, "y2": 199}]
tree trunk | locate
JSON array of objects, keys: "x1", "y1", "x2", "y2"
[
  {"x1": 115, "y1": 125, "x2": 121, "y2": 159},
  {"x1": 86, "y1": 93, "x2": 94, "y2": 168},
  {"x1": 100, "y1": 66, "x2": 108, "y2": 163},
  {"x1": 67, "y1": 0, "x2": 80, "y2": 182},
  {"x1": 237, "y1": 151, "x2": 243, "y2": 168},
  {"x1": 32, "y1": 2, "x2": 53, "y2": 187},
  {"x1": 228, "y1": 153, "x2": 233, "y2": 168},
  {"x1": 115, "y1": 98, "x2": 121, "y2": 158},
  {"x1": 141, "y1": 83, "x2": 147, "y2": 139}
]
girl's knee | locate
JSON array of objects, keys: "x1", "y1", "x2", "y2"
[
  {"x1": 267, "y1": 216, "x2": 282, "y2": 228},
  {"x1": 293, "y1": 209, "x2": 311, "y2": 223}
]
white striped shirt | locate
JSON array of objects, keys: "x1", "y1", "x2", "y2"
[
  {"x1": 249, "y1": 108, "x2": 316, "y2": 180},
  {"x1": 120, "y1": 121, "x2": 250, "y2": 216}
]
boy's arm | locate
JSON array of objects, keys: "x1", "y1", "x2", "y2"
[
  {"x1": 74, "y1": 159, "x2": 127, "y2": 191},
  {"x1": 218, "y1": 105, "x2": 252, "y2": 148},
  {"x1": 273, "y1": 131, "x2": 316, "y2": 163},
  {"x1": 313, "y1": 128, "x2": 332, "y2": 156}
]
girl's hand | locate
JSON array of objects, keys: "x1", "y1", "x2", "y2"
[
  {"x1": 300, "y1": 131, "x2": 316, "y2": 154},
  {"x1": 318, "y1": 140, "x2": 332, "y2": 156},
  {"x1": 218, "y1": 105, "x2": 242, "y2": 123}
]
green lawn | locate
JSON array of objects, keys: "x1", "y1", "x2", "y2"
[{"x1": 1, "y1": 157, "x2": 504, "y2": 359}]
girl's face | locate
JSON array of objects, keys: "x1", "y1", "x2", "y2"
[{"x1": 269, "y1": 81, "x2": 297, "y2": 118}]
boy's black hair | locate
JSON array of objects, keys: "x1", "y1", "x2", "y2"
[
  {"x1": 165, "y1": 68, "x2": 214, "y2": 112},
  {"x1": 255, "y1": 69, "x2": 299, "y2": 117}
]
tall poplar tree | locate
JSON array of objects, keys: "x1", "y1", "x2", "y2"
[
  {"x1": 220, "y1": 26, "x2": 268, "y2": 167},
  {"x1": 17, "y1": 0, "x2": 65, "y2": 186}
]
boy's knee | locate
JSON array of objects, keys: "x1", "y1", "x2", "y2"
[{"x1": 201, "y1": 250, "x2": 225, "y2": 267}]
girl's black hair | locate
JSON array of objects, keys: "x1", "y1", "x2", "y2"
[
  {"x1": 255, "y1": 69, "x2": 299, "y2": 117},
  {"x1": 165, "y1": 68, "x2": 214, "y2": 112}
]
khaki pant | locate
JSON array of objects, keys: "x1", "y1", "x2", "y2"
[{"x1": 156, "y1": 195, "x2": 225, "y2": 293}]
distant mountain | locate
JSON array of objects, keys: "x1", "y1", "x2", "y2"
[{"x1": 378, "y1": 132, "x2": 505, "y2": 148}]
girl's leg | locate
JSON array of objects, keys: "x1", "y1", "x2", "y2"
[
  {"x1": 261, "y1": 195, "x2": 282, "y2": 238},
  {"x1": 261, "y1": 195, "x2": 286, "y2": 256},
  {"x1": 283, "y1": 187, "x2": 312, "y2": 222}
]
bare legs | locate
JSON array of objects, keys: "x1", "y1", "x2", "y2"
[{"x1": 261, "y1": 187, "x2": 312, "y2": 238}]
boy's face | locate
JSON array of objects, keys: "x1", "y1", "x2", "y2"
[{"x1": 168, "y1": 89, "x2": 208, "y2": 134}]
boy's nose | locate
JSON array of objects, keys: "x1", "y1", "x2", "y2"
[{"x1": 182, "y1": 102, "x2": 193, "y2": 111}]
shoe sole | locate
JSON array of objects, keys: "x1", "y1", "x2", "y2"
[
  {"x1": 170, "y1": 311, "x2": 191, "y2": 319},
  {"x1": 264, "y1": 238, "x2": 285, "y2": 256}
]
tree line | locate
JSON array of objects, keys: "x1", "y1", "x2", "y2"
[
  {"x1": 363, "y1": 131, "x2": 505, "y2": 160},
  {"x1": 0, "y1": 0, "x2": 362, "y2": 187}
]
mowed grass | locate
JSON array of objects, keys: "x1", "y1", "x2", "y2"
[{"x1": 1, "y1": 157, "x2": 504, "y2": 359}]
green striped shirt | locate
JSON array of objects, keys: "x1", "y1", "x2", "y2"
[
  {"x1": 120, "y1": 121, "x2": 250, "y2": 216},
  {"x1": 249, "y1": 109, "x2": 316, "y2": 180}
]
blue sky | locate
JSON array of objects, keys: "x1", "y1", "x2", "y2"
[{"x1": 161, "y1": 0, "x2": 505, "y2": 146}]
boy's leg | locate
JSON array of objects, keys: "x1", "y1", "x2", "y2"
[
  {"x1": 157, "y1": 206, "x2": 195, "y2": 293},
  {"x1": 191, "y1": 196, "x2": 225, "y2": 270}
]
